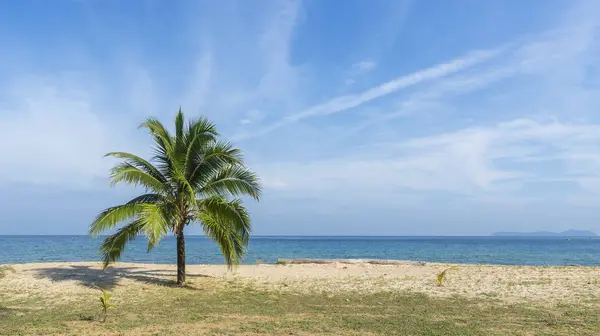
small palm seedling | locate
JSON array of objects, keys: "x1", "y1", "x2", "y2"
[
  {"x1": 436, "y1": 266, "x2": 458, "y2": 287},
  {"x1": 98, "y1": 288, "x2": 116, "y2": 322}
]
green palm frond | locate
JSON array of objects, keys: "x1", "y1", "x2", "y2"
[
  {"x1": 125, "y1": 193, "x2": 166, "y2": 204},
  {"x1": 140, "y1": 117, "x2": 174, "y2": 154},
  {"x1": 99, "y1": 219, "x2": 144, "y2": 268},
  {"x1": 184, "y1": 116, "x2": 219, "y2": 153},
  {"x1": 197, "y1": 197, "x2": 251, "y2": 266},
  {"x1": 204, "y1": 140, "x2": 243, "y2": 164},
  {"x1": 199, "y1": 215, "x2": 245, "y2": 267},
  {"x1": 169, "y1": 168, "x2": 197, "y2": 210},
  {"x1": 184, "y1": 129, "x2": 223, "y2": 178},
  {"x1": 187, "y1": 141, "x2": 244, "y2": 185},
  {"x1": 175, "y1": 108, "x2": 185, "y2": 141},
  {"x1": 89, "y1": 194, "x2": 164, "y2": 236},
  {"x1": 187, "y1": 116, "x2": 218, "y2": 137},
  {"x1": 109, "y1": 163, "x2": 170, "y2": 194},
  {"x1": 138, "y1": 203, "x2": 172, "y2": 252},
  {"x1": 105, "y1": 152, "x2": 170, "y2": 191},
  {"x1": 181, "y1": 116, "x2": 220, "y2": 187},
  {"x1": 197, "y1": 197, "x2": 252, "y2": 239},
  {"x1": 141, "y1": 117, "x2": 176, "y2": 179},
  {"x1": 199, "y1": 165, "x2": 261, "y2": 200},
  {"x1": 152, "y1": 149, "x2": 176, "y2": 187},
  {"x1": 172, "y1": 109, "x2": 187, "y2": 168},
  {"x1": 90, "y1": 204, "x2": 142, "y2": 237}
]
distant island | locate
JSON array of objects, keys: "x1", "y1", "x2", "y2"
[{"x1": 492, "y1": 230, "x2": 597, "y2": 237}]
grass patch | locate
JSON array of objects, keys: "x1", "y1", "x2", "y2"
[
  {"x1": 1, "y1": 277, "x2": 599, "y2": 335},
  {"x1": 506, "y1": 279, "x2": 553, "y2": 286}
]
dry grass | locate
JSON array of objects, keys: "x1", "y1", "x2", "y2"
[{"x1": 1, "y1": 262, "x2": 600, "y2": 335}]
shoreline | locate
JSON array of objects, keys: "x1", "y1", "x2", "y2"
[{"x1": 2, "y1": 258, "x2": 597, "y2": 267}]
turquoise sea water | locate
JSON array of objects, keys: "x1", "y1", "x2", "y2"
[{"x1": 1, "y1": 235, "x2": 599, "y2": 266}]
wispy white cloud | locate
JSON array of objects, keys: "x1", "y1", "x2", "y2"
[
  {"x1": 349, "y1": 20, "x2": 600, "y2": 133},
  {"x1": 235, "y1": 47, "x2": 503, "y2": 140},
  {"x1": 258, "y1": 119, "x2": 600, "y2": 199}
]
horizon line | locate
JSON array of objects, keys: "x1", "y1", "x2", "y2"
[{"x1": 0, "y1": 233, "x2": 595, "y2": 237}]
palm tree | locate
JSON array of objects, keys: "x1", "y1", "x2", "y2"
[{"x1": 89, "y1": 109, "x2": 261, "y2": 285}]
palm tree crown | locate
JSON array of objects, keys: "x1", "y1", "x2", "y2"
[{"x1": 89, "y1": 109, "x2": 261, "y2": 284}]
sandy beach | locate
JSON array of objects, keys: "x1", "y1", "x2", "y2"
[
  {"x1": 3, "y1": 261, "x2": 600, "y2": 335},
  {"x1": 3, "y1": 261, "x2": 600, "y2": 304}
]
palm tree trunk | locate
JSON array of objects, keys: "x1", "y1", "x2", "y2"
[{"x1": 176, "y1": 231, "x2": 186, "y2": 285}]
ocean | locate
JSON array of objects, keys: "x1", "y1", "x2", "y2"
[{"x1": 1, "y1": 235, "x2": 599, "y2": 266}]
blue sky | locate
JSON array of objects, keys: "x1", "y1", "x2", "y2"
[{"x1": 1, "y1": 0, "x2": 600, "y2": 235}]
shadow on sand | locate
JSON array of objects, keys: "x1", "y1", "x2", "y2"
[{"x1": 31, "y1": 265, "x2": 211, "y2": 290}]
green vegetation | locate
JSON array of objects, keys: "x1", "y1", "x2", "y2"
[
  {"x1": 1, "y1": 280, "x2": 599, "y2": 335},
  {"x1": 89, "y1": 109, "x2": 262, "y2": 285},
  {"x1": 98, "y1": 288, "x2": 115, "y2": 323},
  {"x1": 436, "y1": 266, "x2": 458, "y2": 286},
  {"x1": 506, "y1": 279, "x2": 553, "y2": 287}
]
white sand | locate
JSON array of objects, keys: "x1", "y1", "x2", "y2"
[{"x1": 2, "y1": 262, "x2": 600, "y2": 305}]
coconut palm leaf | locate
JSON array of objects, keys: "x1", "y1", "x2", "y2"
[
  {"x1": 108, "y1": 163, "x2": 170, "y2": 194},
  {"x1": 99, "y1": 219, "x2": 144, "y2": 267},
  {"x1": 199, "y1": 165, "x2": 261, "y2": 200},
  {"x1": 196, "y1": 197, "x2": 252, "y2": 266}
]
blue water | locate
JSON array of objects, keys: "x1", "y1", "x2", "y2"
[{"x1": 1, "y1": 236, "x2": 599, "y2": 266}]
